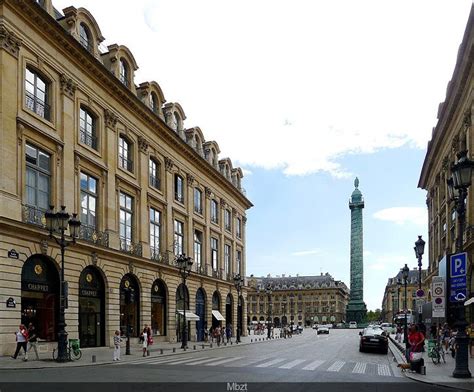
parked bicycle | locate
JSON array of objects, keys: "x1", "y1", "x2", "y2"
[
  {"x1": 52, "y1": 339, "x2": 82, "y2": 361},
  {"x1": 429, "y1": 338, "x2": 446, "y2": 364}
]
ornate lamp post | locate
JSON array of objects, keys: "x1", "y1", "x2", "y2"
[
  {"x1": 44, "y1": 205, "x2": 81, "y2": 362},
  {"x1": 396, "y1": 279, "x2": 402, "y2": 315},
  {"x1": 446, "y1": 137, "x2": 474, "y2": 378},
  {"x1": 233, "y1": 273, "x2": 244, "y2": 343},
  {"x1": 265, "y1": 284, "x2": 272, "y2": 339},
  {"x1": 401, "y1": 264, "x2": 410, "y2": 360},
  {"x1": 176, "y1": 254, "x2": 193, "y2": 349},
  {"x1": 414, "y1": 235, "x2": 425, "y2": 323}
]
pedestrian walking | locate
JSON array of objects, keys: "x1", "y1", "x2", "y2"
[
  {"x1": 26, "y1": 323, "x2": 40, "y2": 361},
  {"x1": 209, "y1": 326, "x2": 214, "y2": 343},
  {"x1": 113, "y1": 330, "x2": 122, "y2": 361},
  {"x1": 226, "y1": 323, "x2": 232, "y2": 343},
  {"x1": 396, "y1": 325, "x2": 402, "y2": 343},
  {"x1": 442, "y1": 323, "x2": 451, "y2": 351},
  {"x1": 11, "y1": 324, "x2": 28, "y2": 360},
  {"x1": 221, "y1": 325, "x2": 226, "y2": 343},
  {"x1": 215, "y1": 325, "x2": 221, "y2": 345},
  {"x1": 142, "y1": 324, "x2": 152, "y2": 356}
]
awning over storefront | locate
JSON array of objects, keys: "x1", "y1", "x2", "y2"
[
  {"x1": 212, "y1": 310, "x2": 225, "y2": 321},
  {"x1": 177, "y1": 310, "x2": 200, "y2": 321}
]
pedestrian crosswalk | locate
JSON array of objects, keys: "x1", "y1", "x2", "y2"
[{"x1": 117, "y1": 354, "x2": 399, "y2": 377}]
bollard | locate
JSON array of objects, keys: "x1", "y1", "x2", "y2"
[
  {"x1": 421, "y1": 366, "x2": 426, "y2": 375},
  {"x1": 231, "y1": 341, "x2": 233, "y2": 345},
  {"x1": 224, "y1": 342, "x2": 227, "y2": 346},
  {"x1": 184, "y1": 347, "x2": 187, "y2": 351},
  {"x1": 160, "y1": 349, "x2": 163, "y2": 354},
  {"x1": 173, "y1": 348, "x2": 176, "y2": 353},
  {"x1": 202, "y1": 345, "x2": 205, "y2": 349},
  {"x1": 193, "y1": 345, "x2": 196, "y2": 350},
  {"x1": 92, "y1": 355, "x2": 96, "y2": 363},
  {"x1": 251, "y1": 339, "x2": 253, "y2": 343},
  {"x1": 210, "y1": 343, "x2": 213, "y2": 348}
]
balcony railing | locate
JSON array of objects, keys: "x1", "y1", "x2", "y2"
[
  {"x1": 175, "y1": 193, "x2": 184, "y2": 204},
  {"x1": 79, "y1": 226, "x2": 109, "y2": 248},
  {"x1": 149, "y1": 175, "x2": 161, "y2": 190},
  {"x1": 119, "y1": 238, "x2": 142, "y2": 257},
  {"x1": 195, "y1": 264, "x2": 207, "y2": 275},
  {"x1": 25, "y1": 91, "x2": 51, "y2": 121},
  {"x1": 119, "y1": 155, "x2": 133, "y2": 172},
  {"x1": 80, "y1": 130, "x2": 98, "y2": 150},
  {"x1": 150, "y1": 247, "x2": 169, "y2": 264},
  {"x1": 194, "y1": 206, "x2": 203, "y2": 215},
  {"x1": 22, "y1": 204, "x2": 46, "y2": 227}
]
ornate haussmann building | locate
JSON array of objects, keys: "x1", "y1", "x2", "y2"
[
  {"x1": 0, "y1": 0, "x2": 253, "y2": 355},
  {"x1": 247, "y1": 274, "x2": 349, "y2": 327}
]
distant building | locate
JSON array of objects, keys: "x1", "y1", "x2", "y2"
[
  {"x1": 381, "y1": 269, "x2": 428, "y2": 324},
  {"x1": 246, "y1": 274, "x2": 349, "y2": 326}
]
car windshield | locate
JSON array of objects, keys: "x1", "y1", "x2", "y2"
[{"x1": 363, "y1": 328, "x2": 385, "y2": 336}]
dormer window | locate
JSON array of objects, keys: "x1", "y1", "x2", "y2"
[
  {"x1": 150, "y1": 93, "x2": 158, "y2": 113},
  {"x1": 79, "y1": 23, "x2": 92, "y2": 53},
  {"x1": 119, "y1": 59, "x2": 129, "y2": 87},
  {"x1": 173, "y1": 112, "x2": 180, "y2": 132}
]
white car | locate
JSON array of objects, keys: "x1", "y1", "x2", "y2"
[
  {"x1": 349, "y1": 321, "x2": 357, "y2": 329},
  {"x1": 317, "y1": 325, "x2": 329, "y2": 334},
  {"x1": 380, "y1": 323, "x2": 396, "y2": 334}
]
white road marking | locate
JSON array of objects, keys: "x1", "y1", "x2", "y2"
[
  {"x1": 256, "y1": 358, "x2": 287, "y2": 368},
  {"x1": 327, "y1": 361, "x2": 345, "y2": 372},
  {"x1": 162, "y1": 356, "x2": 212, "y2": 365},
  {"x1": 302, "y1": 360, "x2": 325, "y2": 370},
  {"x1": 204, "y1": 357, "x2": 243, "y2": 366},
  {"x1": 184, "y1": 357, "x2": 224, "y2": 365},
  {"x1": 278, "y1": 359, "x2": 306, "y2": 369},
  {"x1": 377, "y1": 364, "x2": 391, "y2": 376},
  {"x1": 352, "y1": 362, "x2": 366, "y2": 374},
  {"x1": 227, "y1": 356, "x2": 273, "y2": 367}
]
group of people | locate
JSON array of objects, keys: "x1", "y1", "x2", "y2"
[
  {"x1": 11, "y1": 323, "x2": 39, "y2": 361},
  {"x1": 208, "y1": 324, "x2": 232, "y2": 344}
]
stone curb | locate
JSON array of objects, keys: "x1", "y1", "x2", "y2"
[{"x1": 0, "y1": 334, "x2": 287, "y2": 370}]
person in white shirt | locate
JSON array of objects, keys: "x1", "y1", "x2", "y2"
[
  {"x1": 113, "y1": 330, "x2": 122, "y2": 361},
  {"x1": 12, "y1": 324, "x2": 28, "y2": 360}
]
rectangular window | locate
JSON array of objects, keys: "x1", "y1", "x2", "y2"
[
  {"x1": 211, "y1": 237, "x2": 218, "y2": 271},
  {"x1": 149, "y1": 159, "x2": 160, "y2": 189},
  {"x1": 224, "y1": 244, "x2": 231, "y2": 277},
  {"x1": 150, "y1": 208, "x2": 161, "y2": 258},
  {"x1": 237, "y1": 218, "x2": 242, "y2": 238},
  {"x1": 175, "y1": 175, "x2": 184, "y2": 203},
  {"x1": 118, "y1": 136, "x2": 133, "y2": 172},
  {"x1": 225, "y1": 209, "x2": 231, "y2": 231},
  {"x1": 79, "y1": 107, "x2": 97, "y2": 149},
  {"x1": 25, "y1": 143, "x2": 51, "y2": 211},
  {"x1": 25, "y1": 68, "x2": 50, "y2": 120},
  {"x1": 194, "y1": 230, "x2": 202, "y2": 271},
  {"x1": 211, "y1": 200, "x2": 219, "y2": 223},
  {"x1": 119, "y1": 192, "x2": 133, "y2": 250},
  {"x1": 194, "y1": 188, "x2": 202, "y2": 214},
  {"x1": 80, "y1": 172, "x2": 97, "y2": 228},
  {"x1": 174, "y1": 219, "x2": 184, "y2": 255},
  {"x1": 236, "y1": 250, "x2": 242, "y2": 275}
]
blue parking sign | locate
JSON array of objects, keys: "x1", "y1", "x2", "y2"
[{"x1": 449, "y1": 253, "x2": 468, "y2": 302}]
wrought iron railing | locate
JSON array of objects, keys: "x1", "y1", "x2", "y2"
[
  {"x1": 149, "y1": 175, "x2": 161, "y2": 190},
  {"x1": 119, "y1": 238, "x2": 142, "y2": 257},
  {"x1": 175, "y1": 192, "x2": 184, "y2": 204},
  {"x1": 22, "y1": 204, "x2": 46, "y2": 227},
  {"x1": 150, "y1": 247, "x2": 169, "y2": 264},
  {"x1": 195, "y1": 264, "x2": 207, "y2": 275},
  {"x1": 194, "y1": 206, "x2": 203, "y2": 215},
  {"x1": 25, "y1": 91, "x2": 50, "y2": 121},
  {"x1": 79, "y1": 226, "x2": 109, "y2": 247},
  {"x1": 119, "y1": 155, "x2": 133, "y2": 172},
  {"x1": 212, "y1": 269, "x2": 219, "y2": 278},
  {"x1": 80, "y1": 130, "x2": 98, "y2": 150}
]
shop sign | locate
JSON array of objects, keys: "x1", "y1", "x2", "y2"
[
  {"x1": 22, "y1": 282, "x2": 50, "y2": 292},
  {"x1": 6, "y1": 297, "x2": 16, "y2": 308},
  {"x1": 8, "y1": 249, "x2": 19, "y2": 259},
  {"x1": 80, "y1": 289, "x2": 98, "y2": 297}
]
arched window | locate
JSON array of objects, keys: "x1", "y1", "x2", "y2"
[
  {"x1": 118, "y1": 135, "x2": 132, "y2": 172},
  {"x1": 79, "y1": 23, "x2": 92, "y2": 53},
  {"x1": 173, "y1": 112, "x2": 180, "y2": 132},
  {"x1": 149, "y1": 158, "x2": 161, "y2": 190},
  {"x1": 119, "y1": 59, "x2": 129, "y2": 87},
  {"x1": 79, "y1": 107, "x2": 97, "y2": 149},
  {"x1": 25, "y1": 68, "x2": 50, "y2": 120},
  {"x1": 151, "y1": 280, "x2": 167, "y2": 336},
  {"x1": 150, "y1": 93, "x2": 158, "y2": 113}
]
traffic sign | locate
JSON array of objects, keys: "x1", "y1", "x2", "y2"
[
  {"x1": 432, "y1": 276, "x2": 445, "y2": 318},
  {"x1": 416, "y1": 289, "x2": 425, "y2": 298},
  {"x1": 449, "y1": 253, "x2": 468, "y2": 303}
]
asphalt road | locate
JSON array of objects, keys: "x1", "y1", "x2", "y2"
[{"x1": 0, "y1": 329, "x2": 464, "y2": 392}]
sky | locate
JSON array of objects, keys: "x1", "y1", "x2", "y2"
[{"x1": 54, "y1": 0, "x2": 473, "y2": 311}]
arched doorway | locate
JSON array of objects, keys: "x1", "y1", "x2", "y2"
[
  {"x1": 151, "y1": 280, "x2": 167, "y2": 336},
  {"x1": 21, "y1": 255, "x2": 59, "y2": 341},
  {"x1": 225, "y1": 293, "x2": 233, "y2": 328},
  {"x1": 79, "y1": 266, "x2": 105, "y2": 347},
  {"x1": 212, "y1": 291, "x2": 224, "y2": 328},
  {"x1": 238, "y1": 295, "x2": 244, "y2": 337},
  {"x1": 176, "y1": 283, "x2": 189, "y2": 342},
  {"x1": 274, "y1": 317, "x2": 280, "y2": 327},
  {"x1": 282, "y1": 315, "x2": 287, "y2": 326},
  {"x1": 120, "y1": 274, "x2": 140, "y2": 337},
  {"x1": 195, "y1": 288, "x2": 206, "y2": 341}
]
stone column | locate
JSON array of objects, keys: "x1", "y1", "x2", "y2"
[{"x1": 137, "y1": 136, "x2": 150, "y2": 258}]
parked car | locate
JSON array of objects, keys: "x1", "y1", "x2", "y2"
[
  {"x1": 317, "y1": 325, "x2": 329, "y2": 335},
  {"x1": 312, "y1": 324, "x2": 318, "y2": 329},
  {"x1": 349, "y1": 321, "x2": 358, "y2": 329},
  {"x1": 380, "y1": 323, "x2": 396, "y2": 334},
  {"x1": 359, "y1": 327, "x2": 388, "y2": 354}
]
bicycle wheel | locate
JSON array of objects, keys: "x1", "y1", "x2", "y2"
[
  {"x1": 440, "y1": 348, "x2": 446, "y2": 363},
  {"x1": 431, "y1": 348, "x2": 439, "y2": 364},
  {"x1": 71, "y1": 349, "x2": 82, "y2": 360}
]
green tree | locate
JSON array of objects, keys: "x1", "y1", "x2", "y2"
[{"x1": 366, "y1": 309, "x2": 381, "y2": 322}]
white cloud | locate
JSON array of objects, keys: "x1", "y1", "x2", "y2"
[
  {"x1": 291, "y1": 249, "x2": 322, "y2": 257},
  {"x1": 52, "y1": 0, "x2": 472, "y2": 177},
  {"x1": 241, "y1": 168, "x2": 253, "y2": 176},
  {"x1": 367, "y1": 254, "x2": 412, "y2": 272},
  {"x1": 373, "y1": 207, "x2": 427, "y2": 226}
]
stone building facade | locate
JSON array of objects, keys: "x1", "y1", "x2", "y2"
[
  {"x1": 418, "y1": 4, "x2": 474, "y2": 325},
  {"x1": 247, "y1": 274, "x2": 349, "y2": 327},
  {"x1": 0, "y1": 0, "x2": 252, "y2": 355}
]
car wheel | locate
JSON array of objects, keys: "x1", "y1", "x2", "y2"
[{"x1": 359, "y1": 346, "x2": 364, "y2": 353}]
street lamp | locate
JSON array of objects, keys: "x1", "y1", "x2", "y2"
[
  {"x1": 44, "y1": 205, "x2": 81, "y2": 362},
  {"x1": 414, "y1": 235, "x2": 425, "y2": 323},
  {"x1": 401, "y1": 264, "x2": 410, "y2": 361},
  {"x1": 396, "y1": 279, "x2": 402, "y2": 315},
  {"x1": 265, "y1": 284, "x2": 272, "y2": 339},
  {"x1": 176, "y1": 254, "x2": 193, "y2": 349},
  {"x1": 447, "y1": 138, "x2": 474, "y2": 379},
  {"x1": 233, "y1": 273, "x2": 244, "y2": 343}
]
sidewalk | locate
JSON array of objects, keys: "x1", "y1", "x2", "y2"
[
  {"x1": 0, "y1": 330, "x2": 286, "y2": 370},
  {"x1": 389, "y1": 334, "x2": 474, "y2": 391}
]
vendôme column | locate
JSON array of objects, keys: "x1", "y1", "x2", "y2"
[{"x1": 346, "y1": 177, "x2": 367, "y2": 324}]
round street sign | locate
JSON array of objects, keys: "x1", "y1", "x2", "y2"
[
  {"x1": 435, "y1": 297, "x2": 443, "y2": 305},
  {"x1": 434, "y1": 287, "x2": 443, "y2": 296},
  {"x1": 416, "y1": 289, "x2": 425, "y2": 298}
]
